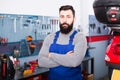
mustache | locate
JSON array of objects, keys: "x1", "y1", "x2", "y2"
[{"x1": 61, "y1": 23, "x2": 69, "y2": 26}]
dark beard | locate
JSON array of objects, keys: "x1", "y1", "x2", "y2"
[{"x1": 60, "y1": 22, "x2": 73, "y2": 34}]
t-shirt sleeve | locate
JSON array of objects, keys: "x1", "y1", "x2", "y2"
[{"x1": 38, "y1": 34, "x2": 60, "y2": 68}]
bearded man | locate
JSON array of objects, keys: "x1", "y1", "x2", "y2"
[{"x1": 38, "y1": 5, "x2": 87, "y2": 80}]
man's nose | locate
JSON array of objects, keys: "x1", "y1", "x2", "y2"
[{"x1": 63, "y1": 17, "x2": 67, "y2": 23}]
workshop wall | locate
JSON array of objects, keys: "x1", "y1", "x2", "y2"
[
  {"x1": 0, "y1": 0, "x2": 88, "y2": 34},
  {"x1": 0, "y1": 13, "x2": 59, "y2": 58}
]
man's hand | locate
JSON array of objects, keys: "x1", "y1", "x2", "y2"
[
  {"x1": 48, "y1": 51, "x2": 73, "y2": 58},
  {"x1": 48, "y1": 53, "x2": 51, "y2": 58},
  {"x1": 67, "y1": 51, "x2": 74, "y2": 55}
]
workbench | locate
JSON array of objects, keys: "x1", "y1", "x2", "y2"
[
  {"x1": 14, "y1": 56, "x2": 94, "y2": 80},
  {"x1": 14, "y1": 67, "x2": 49, "y2": 80}
]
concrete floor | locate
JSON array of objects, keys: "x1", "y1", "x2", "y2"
[
  {"x1": 101, "y1": 77, "x2": 109, "y2": 80},
  {"x1": 99, "y1": 76, "x2": 109, "y2": 80}
]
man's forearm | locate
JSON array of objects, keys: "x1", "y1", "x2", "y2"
[{"x1": 38, "y1": 55, "x2": 59, "y2": 68}]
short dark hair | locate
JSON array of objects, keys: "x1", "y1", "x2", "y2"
[{"x1": 59, "y1": 5, "x2": 75, "y2": 17}]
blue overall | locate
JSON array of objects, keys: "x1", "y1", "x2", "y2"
[{"x1": 49, "y1": 30, "x2": 82, "y2": 80}]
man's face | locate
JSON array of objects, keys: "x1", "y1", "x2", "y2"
[{"x1": 59, "y1": 10, "x2": 75, "y2": 34}]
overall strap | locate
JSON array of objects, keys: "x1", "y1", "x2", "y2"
[
  {"x1": 69, "y1": 30, "x2": 77, "y2": 44},
  {"x1": 53, "y1": 31, "x2": 60, "y2": 44}
]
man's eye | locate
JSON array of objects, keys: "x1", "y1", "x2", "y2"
[
  {"x1": 60, "y1": 16, "x2": 64, "y2": 18},
  {"x1": 67, "y1": 15, "x2": 71, "y2": 18}
]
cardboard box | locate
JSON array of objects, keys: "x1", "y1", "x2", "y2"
[{"x1": 87, "y1": 74, "x2": 94, "y2": 80}]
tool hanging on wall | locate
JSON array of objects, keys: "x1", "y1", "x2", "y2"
[
  {"x1": 13, "y1": 18, "x2": 17, "y2": 33},
  {"x1": 0, "y1": 16, "x2": 5, "y2": 28},
  {"x1": 34, "y1": 19, "x2": 40, "y2": 40},
  {"x1": 0, "y1": 16, "x2": 5, "y2": 38},
  {"x1": 20, "y1": 16, "x2": 23, "y2": 30}
]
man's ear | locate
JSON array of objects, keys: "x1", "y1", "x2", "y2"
[{"x1": 74, "y1": 17, "x2": 76, "y2": 22}]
